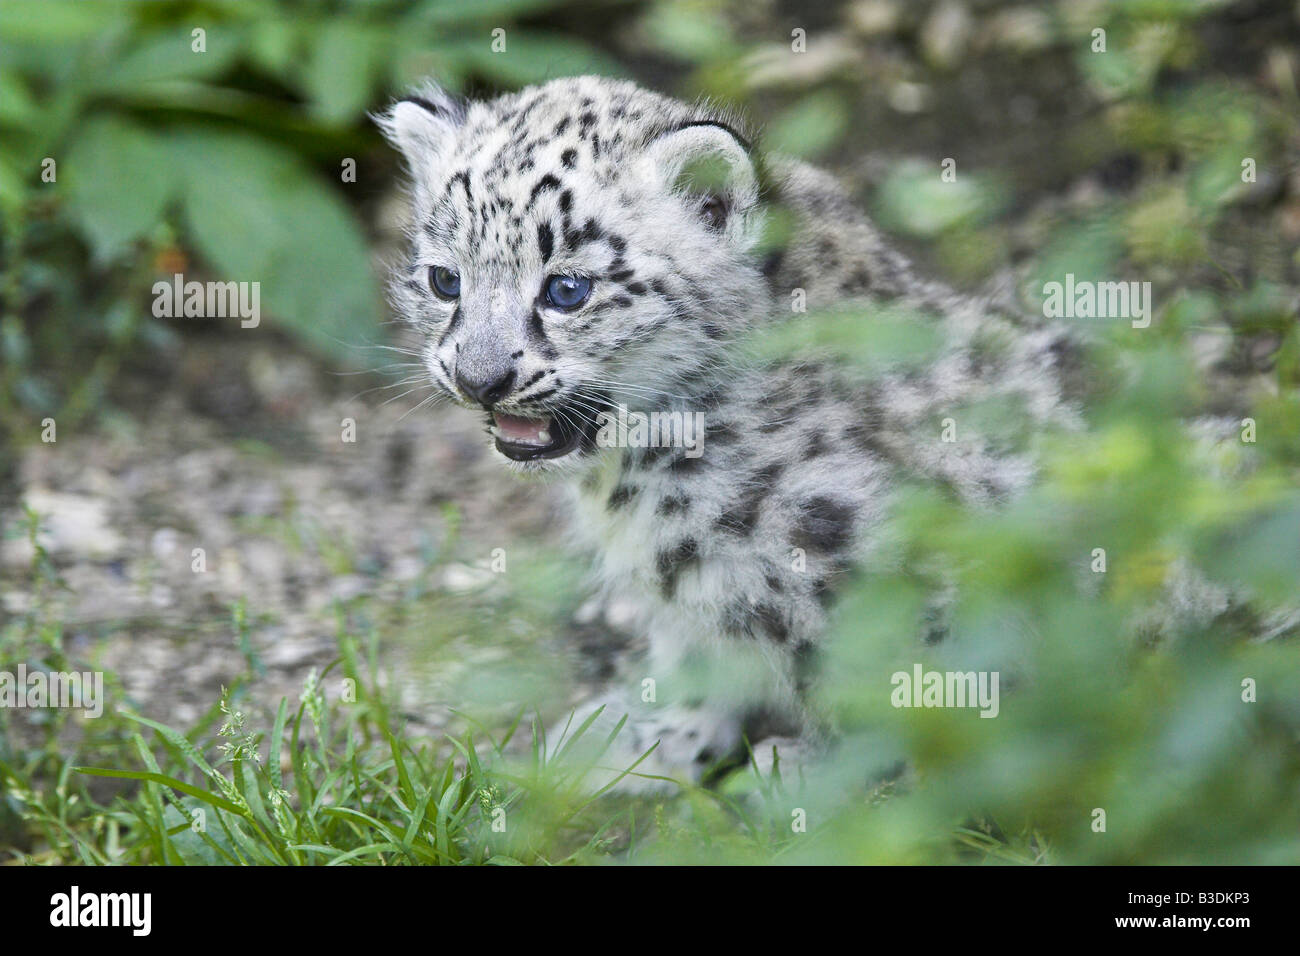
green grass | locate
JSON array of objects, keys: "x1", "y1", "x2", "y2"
[
  {"x1": 0, "y1": 625, "x2": 814, "y2": 866},
  {"x1": 0, "y1": 507, "x2": 814, "y2": 866},
  {"x1": 0, "y1": 503, "x2": 1037, "y2": 866}
]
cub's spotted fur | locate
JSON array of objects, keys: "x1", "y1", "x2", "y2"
[{"x1": 378, "y1": 76, "x2": 1082, "y2": 782}]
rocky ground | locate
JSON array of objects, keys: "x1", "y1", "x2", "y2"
[{"x1": 1, "y1": 330, "x2": 637, "y2": 736}]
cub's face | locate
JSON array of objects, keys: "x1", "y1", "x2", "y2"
[{"x1": 379, "y1": 77, "x2": 766, "y2": 473}]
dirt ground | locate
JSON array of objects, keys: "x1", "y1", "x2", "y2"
[{"x1": 2, "y1": 326, "x2": 627, "y2": 734}]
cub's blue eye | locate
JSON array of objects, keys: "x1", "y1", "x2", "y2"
[
  {"x1": 429, "y1": 266, "x2": 460, "y2": 299},
  {"x1": 544, "y1": 274, "x2": 592, "y2": 310}
]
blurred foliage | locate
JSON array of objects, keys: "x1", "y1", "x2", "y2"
[
  {"x1": 0, "y1": 0, "x2": 626, "y2": 438},
  {"x1": 2, "y1": 0, "x2": 1299, "y2": 865},
  {"x1": 796, "y1": 319, "x2": 1300, "y2": 864}
]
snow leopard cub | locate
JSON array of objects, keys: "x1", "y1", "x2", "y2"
[{"x1": 378, "y1": 76, "x2": 1078, "y2": 784}]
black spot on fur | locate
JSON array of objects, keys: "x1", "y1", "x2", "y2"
[
  {"x1": 560, "y1": 148, "x2": 577, "y2": 169},
  {"x1": 528, "y1": 307, "x2": 556, "y2": 358},
  {"x1": 1048, "y1": 333, "x2": 1090, "y2": 400},
  {"x1": 656, "y1": 494, "x2": 689, "y2": 516},
  {"x1": 792, "y1": 496, "x2": 854, "y2": 554},
  {"x1": 529, "y1": 174, "x2": 561, "y2": 203},
  {"x1": 706, "y1": 420, "x2": 740, "y2": 445},
  {"x1": 537, "y1": 222, "x2": 554, "y2": 263},
  {"x1": 753, "y1": 602, "x2": 789, "y2": 642},
  {"x1": 715, "y1": 462, "x2": 783, "y2": 537},
  {"x1": 840, "y1": 268, "x2": 872, "y2": 295},
  {"x1": 793, "y1": 640, "x2": 820, "y2": 692},
  {"x1": 666, "y1": 451, "x2": 703, "y2": 474},
  {"x1": 448, "y1": 170, "x2": 471, "y2": 202},
  {"x1": 607, "y1": 484, "x2": 637, "y2": 511},
  {"x1": 637, "y1": 444, "x2": 673, "y2": 469},
  {"x1": 656, "y1": 538, "x2": 698, "y2": 598},
  {"x1": 761, "y1": 249, "x2": 786, "y2": 278},
  {"x1": 803, "y1": 430, "x2": 828, "y2": 458},
  {"x1": 566, "y1": 217, "x2": 606, "y2": 251},
  {"x1": 436, "y1": 305, "x2": 463, "y2": 348},
  {"x1": 922, "y1": 603, "x2": 948, "y2": 645}
]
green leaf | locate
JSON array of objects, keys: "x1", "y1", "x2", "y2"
[
  {"x1": 161, "y1": 803, "x2": 241, "y2": 865},
  {"x1": 245, "y1": 18, "x2": 301, "y2": 79},
  {"x1": 638, "y1": 1, "x2": 739, "y2": 61},
  {"x1": 874, "y1": 160, "x2": 1006, "y2": 239},
  {"x1": 449, "y1": 33, "x2": 625, "y2": 87},
  {"x1": 0, "y1": 0, "x2": 114, "y2": 43},
  {"x1": 766, "y1": 91, "x2": 850, "y2": 160},
  {"x1": 0, "y1": 152, "x2": 24, "y2": 212},
  {"x1": 1027, "y1": 212, "x2": 1123, "y2": 297},
  {"x1": 0, "y1": 69, "x2": 37, "y2": 125},
  {"x1": 96, "y1": 28, "x2": 239, "y2": 91},
  {"x1": 408, "y1": 0, "x2": 573, "y2": 26},
  {"x1": 1200, "y1": 499, "x2": 1300, "y2": 602},
  {"x1": 63, "y1": 117, "x2": 178, "y2": 260},
  {"x1": 269, "y1": 697, "x2": 289, "y2": 791},
  {"x1": 301, "y1": 22, "x2": 378, "y2": 126},
  {"x1": 76, "y1": 767, "x2": 247, "y2": 815},
  {"x1": 170, "y1": 129, "x2": 380, "y2": 360},
  {"x1": 122, "y1": 710, "x2": 223, "y2": 781}
]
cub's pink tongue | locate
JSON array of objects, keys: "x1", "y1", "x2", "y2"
[{"x1": 493, "y1": 412, "x2": 552, "y2": 445}]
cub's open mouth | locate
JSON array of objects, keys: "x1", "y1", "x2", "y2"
[{"x1": 489, "y1": 408, "x2": 586, "y2": 460}]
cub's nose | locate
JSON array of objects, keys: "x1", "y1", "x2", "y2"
[{"x1": 455, "y1": 367, "x2": 517, "y2": 407}]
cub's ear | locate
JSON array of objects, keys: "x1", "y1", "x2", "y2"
[
  {"x1": 639, "y1": 120, "x2": 760, "y2": 246},
  {"x1": 374, "y1": 84, "x2": 464, "y2": 184}
]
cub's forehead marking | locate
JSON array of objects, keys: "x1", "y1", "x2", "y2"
[{"x1": 409, "y1": 77, "x2": 748, "y2": 285}]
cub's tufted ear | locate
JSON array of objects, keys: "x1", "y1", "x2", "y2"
[
  {"x1": 375, "y1": 84, "x2": 464, "y2": 185},
  {"x1": 638, "y1": 120, "x2": 761, "y2": 247}
]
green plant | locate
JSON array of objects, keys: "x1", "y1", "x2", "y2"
[{"x1": 0, "y1": 0, "x2": 626, "y2": 440}]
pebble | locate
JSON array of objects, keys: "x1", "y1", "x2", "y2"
[
  {"x1": 9, "y1": 489, "x2": 124, "y2": 562},
  {"x1": 921, "y1": 1, "x2": 973, "y2": 70}
]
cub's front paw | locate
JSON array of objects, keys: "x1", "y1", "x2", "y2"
[{"x1": 545, "y1": 694, "x2": 742, "y2": 793}]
